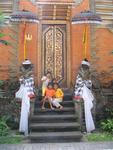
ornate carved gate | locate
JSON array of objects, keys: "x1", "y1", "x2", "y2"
[{"x1": 42, "y1": 24, "x2": 67, "y2": 86}]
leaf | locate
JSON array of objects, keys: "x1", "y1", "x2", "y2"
[
  {"x1": 0, "y1": 40, "x2": 10, "y2": 45},
  {"x1": 0, "y1": 33, "x2": 5, "y2": 38},
  {"x1": 110, "y1": 50, "x2": 113, "y2": 54}
]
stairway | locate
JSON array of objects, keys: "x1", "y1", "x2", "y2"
[{"x1": 29, "y1": 91, "x2": 83, "y2": 143}]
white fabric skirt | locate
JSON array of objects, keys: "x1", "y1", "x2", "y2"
[{"x1": 52, "y1": 98, "x2": 62, "y2": 108}]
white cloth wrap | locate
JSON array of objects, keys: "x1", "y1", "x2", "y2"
[
  {"x1": 16, "y1": 85, "x2": 30, "y2": 136},
  {"x1": 82, "y1": 84, "x2": 95, "y2": 133},
  {"x1": 15, "y1": 85, "x2": 24, "y2": 99}
]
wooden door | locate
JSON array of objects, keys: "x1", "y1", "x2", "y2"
[{"x1": 42, "y1": 24, "x2": 67, "y2": 87}]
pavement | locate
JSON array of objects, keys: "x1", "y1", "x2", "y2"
[{"x1": 0, "y1": 142, "x2": 113, "y2": 150}]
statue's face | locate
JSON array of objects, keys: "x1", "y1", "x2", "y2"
[
  {"x1": 23, "y1": 64, "x2": 31, "y2": 70},
  {"x1": 82, "y1": 64, "x2": 89, "y2": 70}
]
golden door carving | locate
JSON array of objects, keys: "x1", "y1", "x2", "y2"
[{"x1": 42, "y1": 25, "x2": 67, "y2": 86}]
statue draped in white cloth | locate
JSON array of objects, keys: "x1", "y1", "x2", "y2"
[
  {"x1": 74, "y1": 59, "x2": 95, "y2": 133},
  {"x1": 15, "y1": 59, "x2": 35, "y2": 136}
]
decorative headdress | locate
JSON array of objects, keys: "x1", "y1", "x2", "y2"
[
  {"x1": 81, "y1": 59, "x2": 90, "y2": 66},
  {"x1": 22, "y1": 59, "x2": 31, "y2": 65}
]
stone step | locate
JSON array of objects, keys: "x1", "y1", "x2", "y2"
[
  {"x1": 36, "y1": 95, "x2": 73, "y2": 102},
  {"x1": 35, "y1": 100, "x2": 74, "y2": 107},
  {"x1": 103, "y1": 93, "x2": 113, "y2": 96},
  {"x1": 30, "y1": 114, "x2": 77, "y2": 123},
  {"x1": 30, "y1": 122, "x2": 80, "y2": 132},
  {"x1": 34, "y1": 106, "x2": 75, "y2": 111},
  {"x1": 30, "y1": 127, "x2": 80, "y2": 133},
  {"x1": 29, "y1": 92, "x2": 83, "y2": 143},
  {"x1": 29, "y1": 131, "x2": 82, "y2": 143},
  {"x1": 34, "y1": 107, "x2": 75, "y2": 115}
]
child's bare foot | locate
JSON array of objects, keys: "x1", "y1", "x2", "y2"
[
  {"x1": 51, "y1": 107, "x2": 55, "y2": 110},
  {"x1": 59, "y1": 106, "x2": 63, "y2": 110},
  {"x1": 41, "y1": 106, "x2": 45, "y2": 110}
]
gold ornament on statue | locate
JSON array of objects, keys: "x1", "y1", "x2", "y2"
[
  {"x1": 25, "y1": 34, "x2": 32, "y2": 41},
  {"x1": 24, "y1": 34, "x2": 32, "y2": 60}
]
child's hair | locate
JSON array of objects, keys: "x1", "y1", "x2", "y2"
[
  {"x1": 52, "y1": 78, "x2": 57, "y2": 83},
  {"x1": 53, "y1": 83, "x2": 60, "y2": 88},
  {"x1": 47, "y1": 83, "x2": 53, "y2": 88},
  {"x1": 52, "y1": 78, "x2": 56, "y2": 81}
]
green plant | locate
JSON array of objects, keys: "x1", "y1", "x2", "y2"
[
  {"x1": 0, "y1": 79, "x2": 20, "y2": 129},
  {"x1": 0, "y1": 12, "x2": 9, "y2": 45},
  {"x1": 101, "y1": 119, "x2": 113, "y2": 133},
  {"x1": 105, "y1": 107, "x2": 113, "y2": 118},
  {"x1": 0, "y1": 136, "x2": 23, "y2": 144},
  {"x1": 0, "y1": 12, "x2": 6, "y2": 26},
  {"x1": 0, "y1": 117, "x2": 9, "y2": 136},
  {"x1": 85, "y1": 132, "x2": 113, "y2": 141},
  {"x1": 96, "y1": 102, "x2": 113, "y2": 127},
  {"x1": 5, "y1": 79, "x2": 20, "y2": 93},
  {"x1": 0, "y1": 80, "x2": 5, "y2": 90},
  {"x1": 0, "y1": 97, "x2": 20, "y2": 129}
]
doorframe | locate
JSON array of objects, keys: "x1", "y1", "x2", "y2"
[{"x1": 37, "y1": 20, "x2": 71, "y2": 88}]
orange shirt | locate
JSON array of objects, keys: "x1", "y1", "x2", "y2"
[{"x1": 45, "y1": 88, "x2": 55, "y2": 97}]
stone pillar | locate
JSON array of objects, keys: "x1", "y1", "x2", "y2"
[
  {"x1": 73, "y1": 99, "x2": 84, "y2": 131},
  {"x1": 28, "y1": 100, "x2": 35, "y2": 133},
  {"x1": 30, "y1": 100, "x2": 35, "y2": 116}
]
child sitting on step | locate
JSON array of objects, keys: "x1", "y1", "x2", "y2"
[
  {"x1": 41, "y1": 72, "x2": 52, "y2": 97},
  {"x1": 41, "y1": 83, "x2": 55, "y2": 110},
  {"x1": 52, "y1": 83, "x2": 64, "y2": 110}
]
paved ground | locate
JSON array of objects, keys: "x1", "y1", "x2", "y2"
[{"x1": 0, "y1": 142, "x2": 113, "y2": 150}]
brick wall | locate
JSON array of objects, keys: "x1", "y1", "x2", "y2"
[
  {"x1": 91, "y1": 28, "x2": 113, "y2": 87},
  {"x1": 0, "y1": 28, "x2": 12, "y2": 80},
  {"x1": 18, "y1": 0, "x2": 39, "y2": 83},
  {"x1": 71, "y1": 0, "x2": 90, "y2": 85},
  {"x1": 0, "y1": 0, "x2": 113, "y2": 87}
]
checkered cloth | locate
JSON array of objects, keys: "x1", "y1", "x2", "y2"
[
  {"x1": 74, "y1": 74, "x2": 92, "y2": 98},
  {"x1": 19, "y1": 75, "x2": 35, "y2": 97}
]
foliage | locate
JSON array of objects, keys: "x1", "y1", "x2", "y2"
[
  {"x1": 101, "y1": 103, "x2": 113, "y2": 120},
  {"x1": 104, "y1": 106, "x2": 113, "y2": 119},
  {"x1": 85, "y1": 132, "x2": 113, "y2": 141},
  {"x1": 0, "y1": 116, "x2": 23, "y2": 144},
  {"x1": 96, "y1": 100, "x2": 113, "y2": 128},
  {"x1": 0, "y1": 12, "x2": 9, "y2": 45},
  {"x1": 0, "y1": 12, "x2": 6, "y2": 27},
  {"x1": 0, "y1": 33, "x2": 5, "y2": 38},
  {"x1": 0, "y1": 79, "x2": 20, "y2": 129},
  {"x1": 0, "y1": 80, "x2": 5, "y2": 90},
  {"x1": 0, "y1": 117, "x2": 9, "y2": 136},
  {"x1": 0, "y1": 136, "x2": 23, "y2": 144},
  {"x1": 7, "y1": 78, "x2": 20, "y2": 91},
  {"x1": 4, "y1": 79, "x2": 20, "y2": 96},
  {"x1": 101, "y1": 119, "x2": 113, "y2": 133}
]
